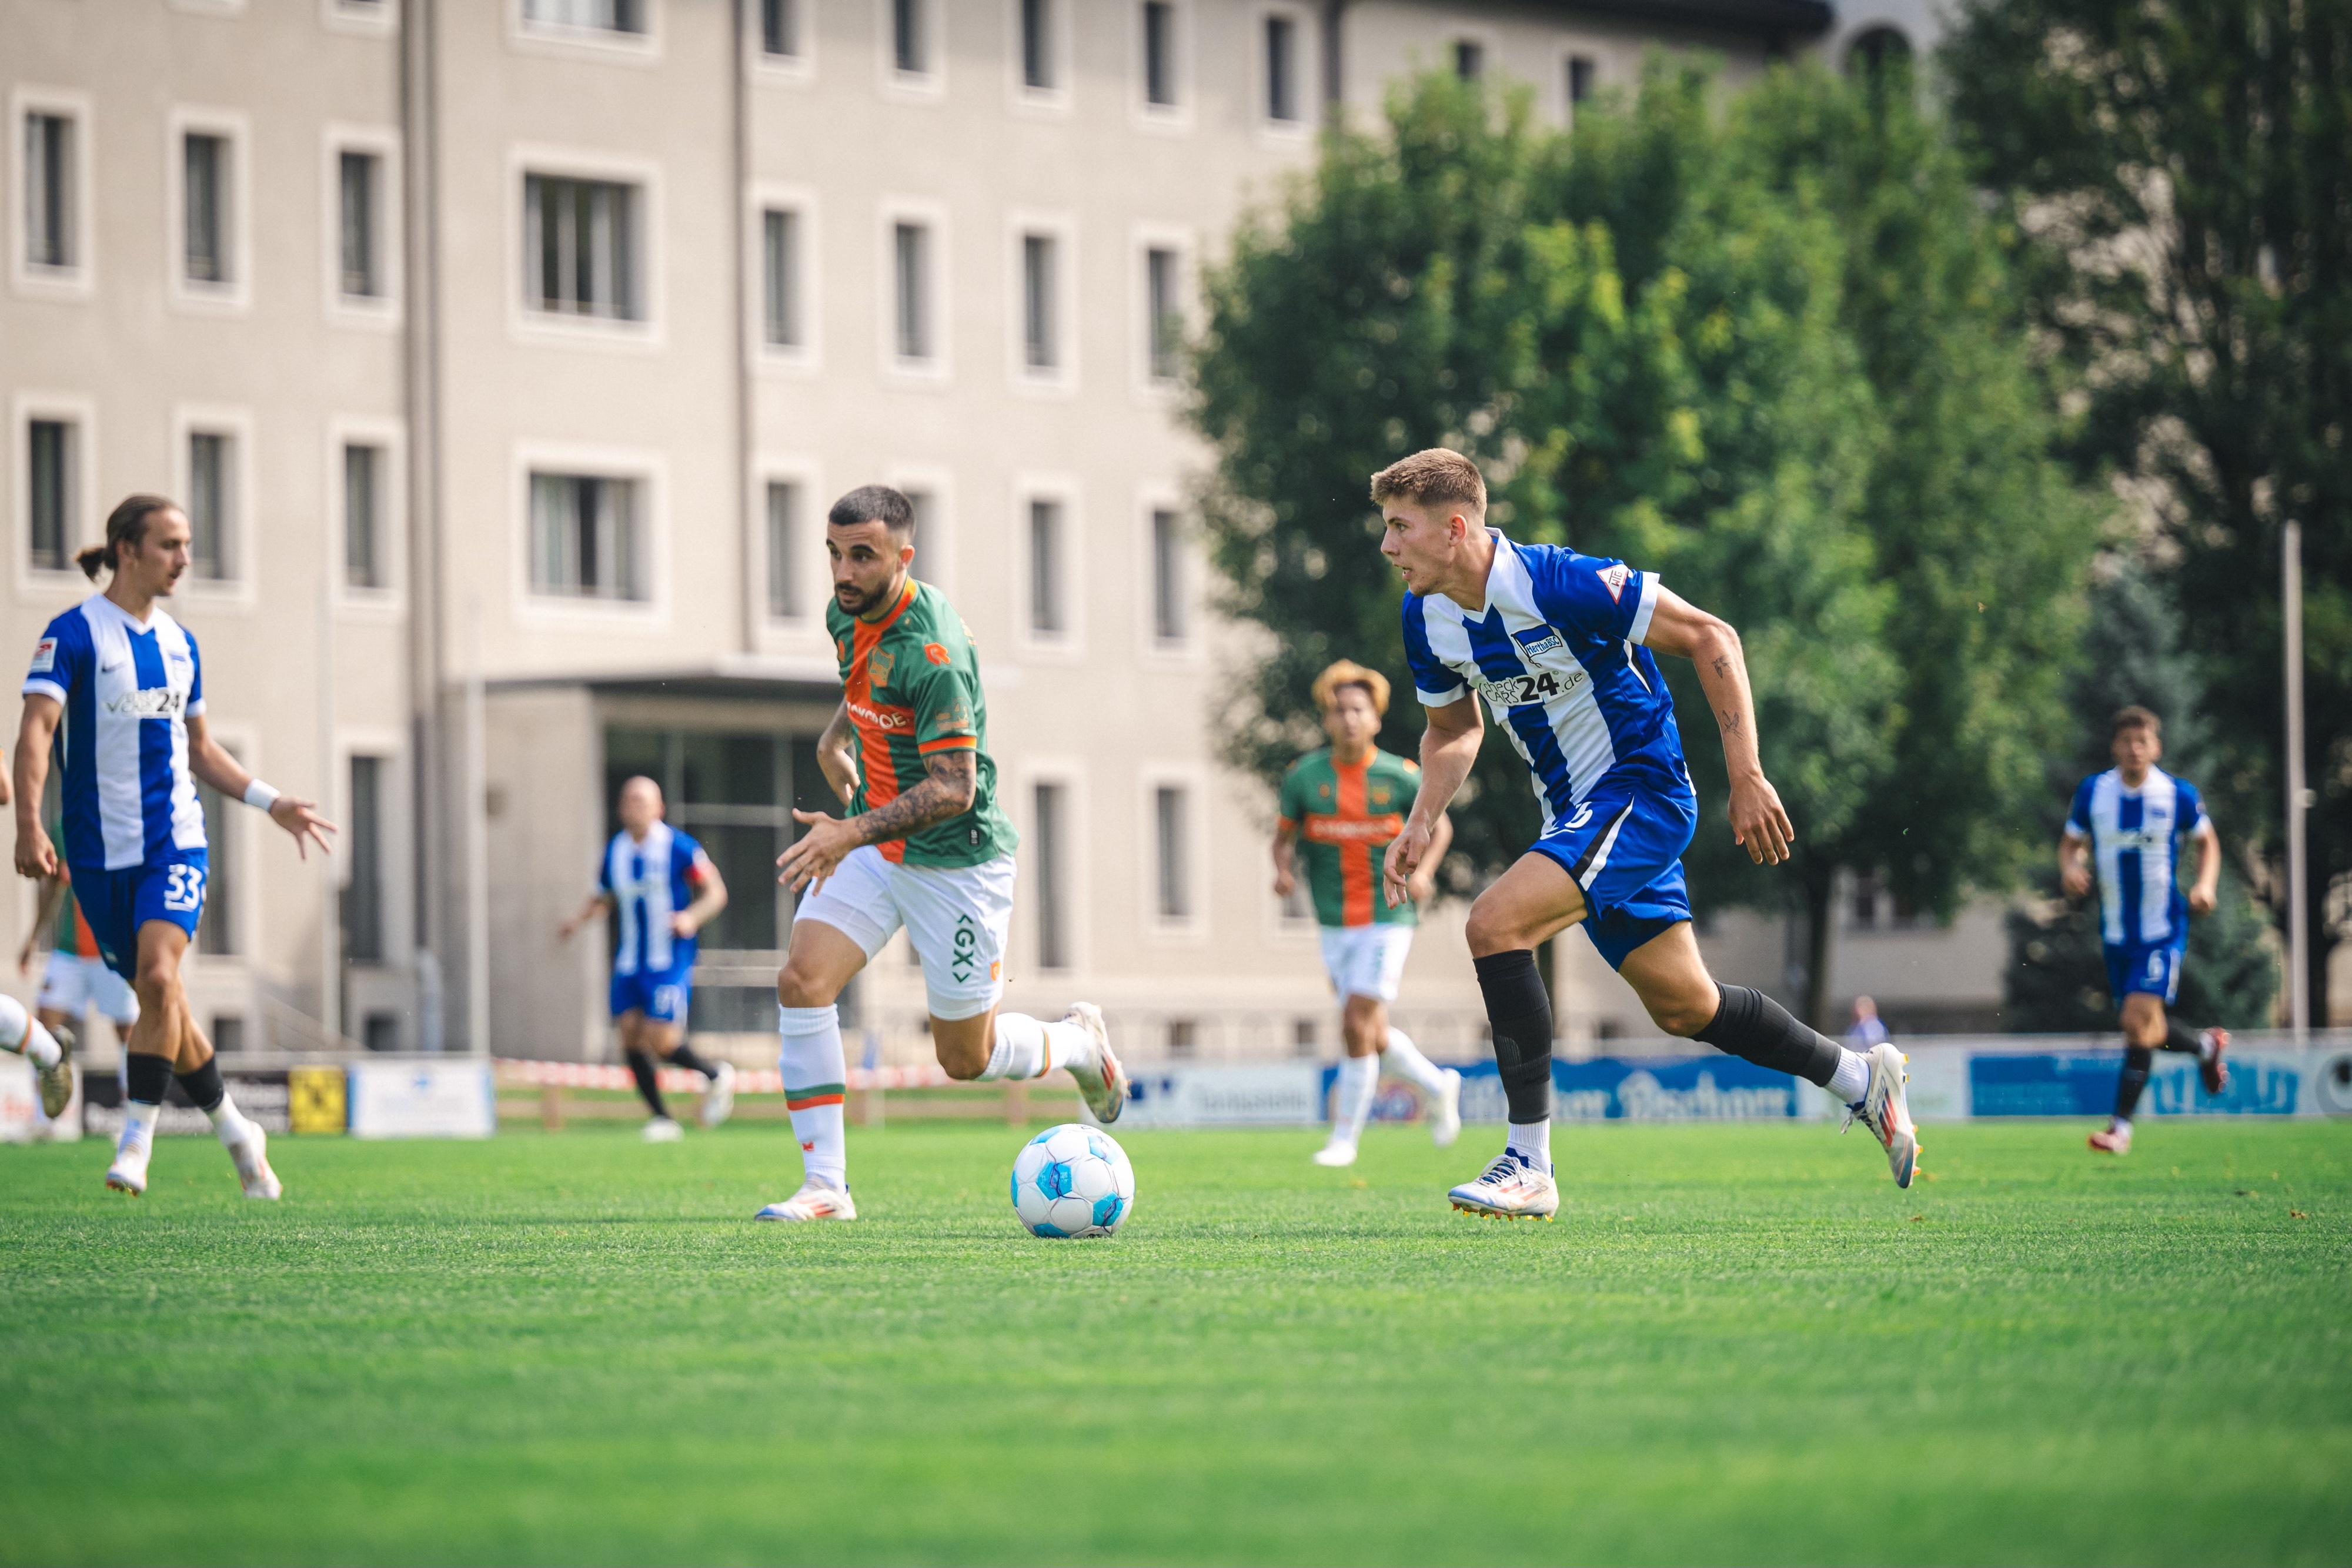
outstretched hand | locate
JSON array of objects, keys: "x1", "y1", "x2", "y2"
[
  {"x1": 1383, "y1": 818, "x2": 1435, "y2": 907},
  {"x1": 1728, "y1": 773, "x2": 1793, "y2": 865},
  {"x1": 778, "y1": 810, "x2": 861, "y2": 895},
  {"x1": 269, "y1": 796, "x2": 338, "y2": 861}
]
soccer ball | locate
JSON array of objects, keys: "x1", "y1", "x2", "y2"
[{"x1": 1010, "y1": 1123, "x2": 1136, "y2": 1238}]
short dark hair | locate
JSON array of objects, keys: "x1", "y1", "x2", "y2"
[
  {"x1": 2111, "y1": 705, "x2": 2161, "y2": 740},
  {"x1": 828, "y1": 484, "x2": 916, "y2": 537},
  {"x1": 1369, "y1": 447, "x2": 1486, "y2": 513}
]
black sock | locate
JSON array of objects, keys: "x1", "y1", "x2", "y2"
[
  {"x1": 624, "y1": 1049, "x2": 669, "y2": 1118},
  {"x1": 125, "y1": 1052, "x2": 172, "y2": 1106},
  {"x1": 2160, "y1": 1018, "x2": 2204, "y2": 1055},
  {"x1": 174, "y1": 1058, "x2": 226, "y2": 1115},
  {"x1": 668, "y1": 1042, "x2": 719, "y2": 1079},
  {"x1": 2115, "y1": 1044, "x2": 2153, "y2": 1119},
  {"x1": 1473, "y1": 950, "x2": 1553, "y2": 1125},
  {"x1": 1693, "y1": 985, "x2": 1843, "y2": 1088}
]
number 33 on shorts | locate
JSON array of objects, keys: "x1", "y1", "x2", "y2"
[{"x1": 163, "y1": 864, "x2": 205, "y2": 912}]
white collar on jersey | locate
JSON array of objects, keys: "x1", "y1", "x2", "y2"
[
  {"x1": 85, "y1": 591, "x2": 169, "y2": 636},
  {"x1": 1428, "y1": 529, "x2": 1518, "y2": 620}
]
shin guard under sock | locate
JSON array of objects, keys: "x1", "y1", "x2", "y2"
[
  {"x1": 1473, "y1": 950, "x2": 1553, "y2": 1125},
  {"x1": 1692, "y1": 985, "x2": 1843, "y2": 1088},
  {"x1": 2160, "y1": 1018, "x2": 2205, "y2": 1055},
  {"x1": 2114, "y1": 1044, "x2": 2153, "y2": 1120},
  {"x1": 777, "y1": 1005, "x2": 848, "y2": 1190},
  {"x1": 667, "y1": 1041, "x2": 721, "y2": 1079},
  {"x1": 624, "y1": 1049, "x2": 669, "y2": 1118}
]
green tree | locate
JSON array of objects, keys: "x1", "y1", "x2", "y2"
[{"x1": 1945, "y1": 0, "x2": 2352, "y2": 1024}]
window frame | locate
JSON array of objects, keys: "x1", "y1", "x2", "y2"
[
  {"x1": 166, "y1": 106, "x2": 252, "y2": 317},
  {"x1": 510, "y1": 0, "x2": 663, "y2": 65},
  {"x1": 330, "y1": 726, "x2": 409, "y2": 975},
  {"x1": 322, "y1": 123, "x2": 403, "y2": 330},
  {"x1": 1139, "y1": 764, "x2": 1209, "y2": 940},
  {"x1": 171, "y1": 403, "x2": 257, "y2": 609},
  {"x1": 507, "y1": 145, "x2": 665, "y2": 352},
  {"x1": 11, "y1": 88, "x2": 95, "y2": 301},
  {"x1": 1134, "y1": 482, "x2": 1202, "y2": 667},
  {"x1": 1011, "y1": 472, "x2": 1083, "y2": 659},
  {"x1": 1018, "y1": 758, "x2": 1088, "y2": 976},
  {"x1": 876, "y1": 196, "x2": 951, "y2": 386},
  {"x1": 881, "y1": 460, "x2": 956, "y2": 597},
  {"x1": 1132, "y1": 0, "x2": 1194, "y2": 132},
  {"x1": 1131, "y1": 223, "x2": 1194, "y2": 402},
  {"x1": 12, "y1": 393, "x2": 96, "y2": 596},
  {"x1": 1005, "y1": 0, "x2": 1072, "y2": 116},
  {"x1": 325, "y1": 413, "x2": 407, "y2": 617},
  {"x1": 190, "y1": 726, "x2": 261, "y2": 965},
  {"x1": 321, "y1": 0, "x2": 400, "y2": 38},
  {"x1": 1255, "y1": 5, "x2": 1311, "y2": 139},
  {"x1": 747, "y1": 0, "x2": 816, "y2": 84},
  {"x1": 1563, "y1": 51, "x2": 1598, "y2": 126},
  {"x1": 752, "y1": 453, "x2": 825, "y2": 633},
  {"x1": 747, "y1": 182, "x2": 820, "y2": 374},
  {"x1": 876, "y1": 0, "x2": 947, "y2": 103},
  {"x1": 1005, "y1": 209, "x2": 1077, "y2": 396},
  {"x1": 511, "y1": 440, "x2": 671, "y2": 630}
]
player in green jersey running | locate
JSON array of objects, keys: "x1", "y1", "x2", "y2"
[
  {"x1": 754, "y1": 485, "x2": 1126, "y2": 1223},
  {"x1": 1274, "y1": 660, "x2": 1464, "y2": 1167}
]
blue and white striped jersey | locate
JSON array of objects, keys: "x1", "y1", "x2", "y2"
[
  {"x1": 599, "y1": 821, "x2": 714, "y2": 977},
  {"x1": 2066, "y1": 767, "x2": 2207, "y2": 946},
  {"x1": 1402, "y1": 531, "x2": 1685, "y2": 831},
  {"x1": 22, "y1": 595, "x2": 208, "y2": 871}
]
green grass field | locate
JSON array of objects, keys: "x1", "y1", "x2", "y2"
[{"x1": 2, "y1": 1119, "x2": 2347, "y2": 1566}]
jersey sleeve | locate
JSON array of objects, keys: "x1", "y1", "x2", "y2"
[
  {"x1": 676, "y1": 833, "x2": 715, "y2": 887},
  {"x1": 22, "y1": 611, "x2": 83, "y2": 707},
  {"x1": 901, "y1": 646, "x2": 983, "y2": 757},
  {"x1": 183, "y1": 629, "x2": 205, "y2": 717},
  {"x1": 2064, "y1": 777, "x2": 2096, "y2": 837},
  {"x1": 1275, "y1": 764, "x2": 1305, "y2": 829},
  {"x1": 1525, "y1": 546, "x2": 1658, "y2": 644},
  {"x1": 2177, "y1": 780, "x2": 2208, "y2": 833},
  {"x1": 596, "y1": 840, "x2": 614, "y2": 895},
  {"x1": 1399, "y1": 599, "x2": 1466, "y2": 707}
]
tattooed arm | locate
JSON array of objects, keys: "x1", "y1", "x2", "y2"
[
  {"x1": 1639, "y1": 587, "x2": 1793, "y2": 866},
  {"x1": 778, "y1": 748, "x2": 978, "y2": 893}
]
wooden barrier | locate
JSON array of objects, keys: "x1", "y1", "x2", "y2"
[{"x1": 494, "y1": 1061, "x2": 1062, "y2": 1131}]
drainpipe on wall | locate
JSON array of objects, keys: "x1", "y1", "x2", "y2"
[
  {"x1": 1322, "y1": 0, "x2": 1351, "y2": 125},
  {"x1": 733, "y1": 0, "x2": 759, "y2": 657},
  {"x1": 400, "y1": 0, "x2": 448, "y2": 1051}
]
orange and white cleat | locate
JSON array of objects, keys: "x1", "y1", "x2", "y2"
[
  {"x1": 2088, "y1": 1121, "x2": 2132, "y2": 1155},
  {"x1": 1447, "y1": 1150, "x2": 1559, "y2": 1221},
  {"x1": 1064, "y1": 1002, "x2": 1127, "y2": 1125},
  {"x1": 1843, "y1": 1042, "x2": 1920, "y2": 1189},
  {"x1": 753, "y1": 1182, "x2": 858, "y2": 1223},
  {"x1": 2199, "y1": 1028, "x2": 2230, "y2": 1096}
]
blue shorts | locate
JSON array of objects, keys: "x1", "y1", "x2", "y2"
[
  {"x1": 2104, "y1": 939, "x2": 2184, "y2": 1005},
  {"x1": 71, "y1": 850, "x2": 209, "y2": 982},
  {"x1": 611, "y1": 967, "x2": 692, "y2": 1025},
  {"x1": 1527, "y1": 765, "x2": 1697, "y2": 971}
]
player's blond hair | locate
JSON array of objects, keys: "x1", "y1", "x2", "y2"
[
  {"x1": 1369, "y1": 447, "x2": 1485, "y2": 514},
  {"x1": 1312, "y1": 660, "x2": 1391, "y2": 718}
]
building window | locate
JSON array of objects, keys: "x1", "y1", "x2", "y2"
[
  {"x1": 893, "y1": 220, "x2": 932, "y2": 361},
  {"x1": 1846, "y1": 26, "x2": 1913, "y2": 78},
  {"x1": 1265, "y1": 14, "x2": 1299, "y2": 123},
  {"x1": 1021, "y1": 0, "x2": 1055, "y2": 90},
  {"x1": 524, "y1": 173, "x2": 640, "y2": 322},
  {"x1": 1142, "y1": 2, "x2": 1177, "y2": 106},
  {"x1": 1145, "y1": 246, "x2": 1181, "y2": 382},
  {"x1": 766, "y1": 479, "x2": 800, "y2": 618},
  {"x1": 1150, "y1": 507, "x2": 1185, "y2": 644},
  {"x1": 183, "y1": 133, "x2": 231, "y2": 286},
  {"x1": 762, "y1": 208, "x2": 801, "y2": 347},
  {"x1": 343, "y1": 443, "x2": 383, "y2": 589},
  {"x1": 1454, "y1": 39, "x2": 1484, "y2": 81},
  {"x1": 1034, "y1": 781, "x2": 1068, "y2": 970},
  {"x1": 892, "y1": 0, "x2": 928, "y2": 75},
  {"x1": 26, "y1": 419, "x2": 72, "y2": 574},
  {"x1": 760, "y1": 0, "x2": 800, "y2": 56},
  {"x1": 197, "y1": 768, "x2": 238, "y2": 957},
  {"x1": 338, "y1": 150, "x2": 381, "y2": 299},
  {"x1": 524, "y1": 0, "x2": 644, "y2": 34},
  {"x1": 1154, "y1": 784, "x2": 1190, "y2": 920},
  {"x1": 1028, "y1": 499, "x2": 1065, "y2": 638},
  {"x1": 1568, "y1": 55, "x2": 1595, "y2": 112},
  {"x1": 24, "y1": 112, "x2": 75, "y2": 271},
  {"x1": 529, "y1": 472, "x2": 642, "y2": 600},
  {"x1": 903, "y1": 486, "x2": 940, "y2": 584},
  {"x1": 1165, "y1": 1018, "x2": 1197, "y2": 1058},
  {"x1": 342, "y1": 755, "x2": 386, "y2": 964},
  {"x1": 186, "y1": 431, "x2": 233, "y2": 580},
  {"x1": 1292, "y1": 1017, "x2": 1317, "y2": 1056},
  {"x1": 605, "y1": 726, "x2": 827, "y2": 953},
  {"x1": 1022, "y1": 233, "x2": 1059, "y2": 371}
]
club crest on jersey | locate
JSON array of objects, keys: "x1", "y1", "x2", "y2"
[
  {"x1": 1512, "y1": 626, "x2": 1566, "y2": 658},
  {"x1": 28, "y1": 637, "x2": 55, "y2": 674},
  {"x1": 923, "y1": 642, "x2": 950, "y2": 666},
  {"x1": 868, "y1": 647, "x2": 896, "y2": 687},
  {"x1": 1595, "y1": 563, "x2": 1632, "y2": 602}
]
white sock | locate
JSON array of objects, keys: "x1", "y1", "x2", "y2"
[
  {"x1": 118, "y1": 1100, "x2": 161, "y2": 1163},
  {"x1": 0, "y1": 995, "x2": 58, "y2": 1069},
  {"x1": 2112, "y1": 1115, "x2": 2133, "y2": 1132},
  {"x1": 1829, "y1": 1047, "x2": 1871, "y2": 1104},
  {"x1": 977, "y1": 1013, "x2": 1044, "y2": 1081},
  {"x1": 1506, "y1": 1119, "x2": 1551, "y2": 1169},
  {"x1": 1379, "y1": 1027, "x2": 1448, "y2": 1095},
  {"x1": 1332, "y1": 1054, "x2": 1378, "y2": 1145},
  {"x1": 777, "y1": 1004, "x2": 848, "y2": 1191},
  {"x1": 1043, "y1": 1019, "x2": 1097, "y2": 1076},
  {"x1": 206, "y1": 1090, "x2": 256, "y2": 1150}
]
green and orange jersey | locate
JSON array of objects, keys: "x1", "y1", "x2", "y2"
[
  {"x1": 50, "y1": 871, "x2": 98, "y2": 959},
  {"x1": 827, "y1": 577, "x2": 1017, "y2": 870},
  {"x1": 1277, "y1": 746, "x2": 1422, "y2": 928}
]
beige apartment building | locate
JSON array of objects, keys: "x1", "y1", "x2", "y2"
[{"x1": 5, "y1": 0, "x2": 1962, "y2": 1067}]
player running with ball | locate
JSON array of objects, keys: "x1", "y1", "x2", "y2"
[
  {"x1": 753, "y1": 485, "x2": 1125, "y2": 1223},
  {"x1": 1272, "y1": 660, "x2": 1463, "y2": 1166},
  {"x1": 1371, "y1": 450, "x2": 1917, "y2": 1219},
  {"x1": 13, "y1": 495, "x2": 335, "y2": 1198}
]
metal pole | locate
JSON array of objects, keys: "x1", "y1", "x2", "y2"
[
  {"x1": 319, "y1": 474, "x2": 340, "y2": 1045},
  {"x1": 465, "y1": 596, "x2": 489, "y2": 1057},
  {"x1": 2283, "y1": 520, "x2": 2308, "y2": 1041}
]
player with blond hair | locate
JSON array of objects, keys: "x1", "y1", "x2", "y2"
[
  {"x1": 1272, "y1": 659, "x2": 1462, "y2": 1166},
  {"x1": 1373, "y1": 449, "x2": 1917, "y2": 1219}
]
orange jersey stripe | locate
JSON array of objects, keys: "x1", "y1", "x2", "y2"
[
  {"x1": 1335, "y1": 756, "x2": 1374, "y2": 925},
  {"x1": 916, "y1": 735, "x2": 977, "y2": 755},
  {"x1": 847, "y1": 582, "x2": 920, "y2": 865}
]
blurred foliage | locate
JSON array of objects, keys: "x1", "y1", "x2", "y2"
[
  {"x1": 1946, "y1": 0, "x2": 2352, "y2": 1022},
  {"x1": 1190, "y1": 61, "x2": 2099, "y2": 1024}
]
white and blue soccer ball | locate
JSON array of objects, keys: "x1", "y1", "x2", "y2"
[{"x1": 1010, "y1": 1123, "x2": 1136, "y2": 1238}]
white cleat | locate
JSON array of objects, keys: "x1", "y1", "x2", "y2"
[
  {"x1": 1447, "y1": 1150, "x2": 1559, "y2": 1221},
  {"x1": 1843, "y1": 1041, "x2": 1920, "y2": 1189},
  {"x1": 753, "y1": 1182, "x2": 858, "y2": 1222},
  {"x1": 1428, "y1": 1068, "x2": 1464, "y2": 1149},
  {"x1": 1063, "y1": 1002, "x2": 1127, "y2": 1125},
  {"x1": 35, "y1": 1021, "x2": 74, "y2": 1121},
  {"x1": 1311, "y1": 1141, "x2": 1359, "y2": 1168},
  {"x1": 699, "y1": 1061, "x2": 737, "y2": 1129},
  {"x1": 642, "y1": 1116, "x2": 684, "y2": 1143},
  {"x1": 105, "y1": 1143, "x2": 151, "y2": 1197},
  {"x1": 229, "y1": 1128, "x2": 282, "y2": 1201}
]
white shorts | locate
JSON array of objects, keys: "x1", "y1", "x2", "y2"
[
  {"x1": 794, "y1": 846, "x2": 1016, "y2": 1021},
  {"x1": 37, "y1": 951, "x2": 139, "y2": 1028},
  {"x1": 1318, "y1": 924, "x2": 1414, "y2": 1004}
]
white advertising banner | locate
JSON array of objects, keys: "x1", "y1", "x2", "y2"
[
  {"x1": 348, "y1": 1061, "x2": 496, "y2": 1139},
  {"x1": 1108, "y1": 1065, "x2": 1327, "y2": 1128}
]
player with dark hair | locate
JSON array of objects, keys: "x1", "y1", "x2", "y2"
[
  {"x1": 2062, "y1": 706, "x2": 2229, "y2": 1155},
  {"x1": 1272, "y1": 658, "x2": 1462, "y2": 1166},
  {"x1": 753, "y1": 484, "x2": 1125, "y2": 1222},
  {"x1": 1372, "y1": 449, "x2": 1918, "y2": 1219}
]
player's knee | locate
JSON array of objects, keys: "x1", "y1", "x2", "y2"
[
  {"x1": 774, "y1": 966, "x2": 838, "y2": 1011},
  {"x1": 133, "y1": 956, "x2": 181, "y2": 1001},
  {"x1": 937, "y1": 1044, "x2": 988, "y2": 1081},
  {"x1": 1462, "y1": 900, "x2": 1524, "y2": 957},
  {"x1": 1645, "y1": 995, "x2": 1715, "y2": 1038}
]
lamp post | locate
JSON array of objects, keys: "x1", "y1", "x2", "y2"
[{"x1": 2283, "y1": 521, "x2": 2308, "y2": 1041}]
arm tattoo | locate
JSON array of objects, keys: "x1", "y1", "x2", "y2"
[{"x1": 851, "y1": 750, "x2": 977, "y2": 846}]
